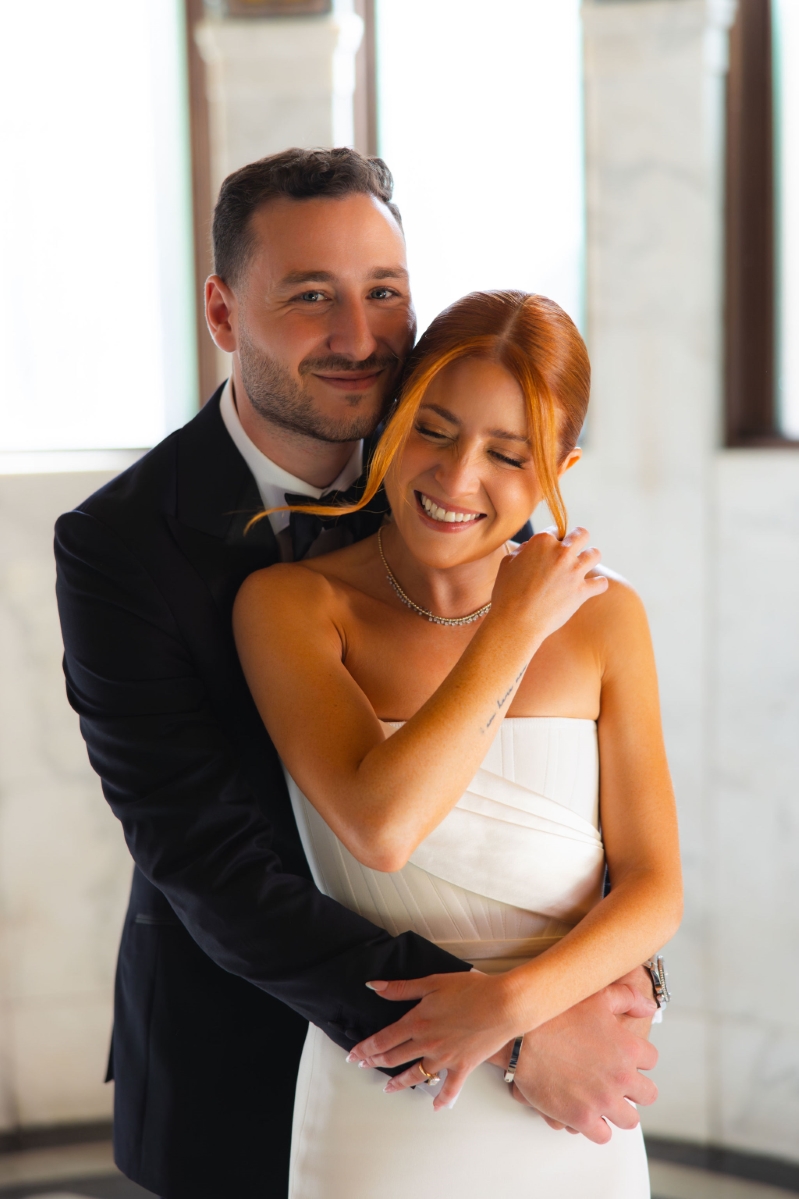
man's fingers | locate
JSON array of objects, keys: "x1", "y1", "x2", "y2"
[
  {"x1": 381, "y1": 1063, "x2": 429, "y2": 1094},
  {"x1": 606, "y1": 982, "x2": 657, "y2": 1021},
  {"x1": 625, "y1": 1072, "x2": 658, "y2": 1108},
  {"x1": 575, "y1": 1116, "x2": 613, "y2": 1145},
  {"x1": 542, "y1": 1115, "x2": 567, "y2": 1130},
  {"x1": 636, "y1": 1037, "x2": 659, "y2": 1072},
  {"x1": 602, "y1": 1099, "x2": 641, "y2": 1132}
]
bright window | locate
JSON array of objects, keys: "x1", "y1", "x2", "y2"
[
  {"x1": 375, "y1": 0, "x2": 585, "y2": 337},
  {"x1": 0, "y1": 0, "x2": 197, "y2": 456}
]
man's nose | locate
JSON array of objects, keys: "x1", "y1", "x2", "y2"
[{"x1": 326, "y1": 294, "x2": 379, "y2": 362}]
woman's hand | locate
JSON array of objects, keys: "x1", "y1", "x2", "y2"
[
  {"x1": 488, "y1": 526, "x2": 608, "y2": 647},
  {"x1": 346, "y1": 971, "x2": 519, "y2": 1111}
]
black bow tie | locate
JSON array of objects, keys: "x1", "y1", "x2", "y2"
[{"x1": 286, "y1": 479, "x2": 389, "y2": 561}]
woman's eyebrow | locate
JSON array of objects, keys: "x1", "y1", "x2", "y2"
[
  {"x1": 487, "y1": 427, "x2": 530, "y2": 443},
  {"x1": 419, "y1": 404, "x2": 529, "y2": 443},
  {"x1": 420, "y1": 403, "x2": 460, "y2": 424}
]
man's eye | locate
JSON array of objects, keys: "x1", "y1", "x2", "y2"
[
  {"x1": 369, "y1": 287, "x2": 397, "y2": 300},
  {"x1": 297, "y1": 291, "x2": 327, "y2": 302}
]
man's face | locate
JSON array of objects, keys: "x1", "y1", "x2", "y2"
[{"x1": 223, "y1": 193, "x2": 415, "y2": 443}]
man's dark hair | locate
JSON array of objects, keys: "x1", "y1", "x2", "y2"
[{"x1": 212, "y1": 146, "x2": 402, "y2": 287}]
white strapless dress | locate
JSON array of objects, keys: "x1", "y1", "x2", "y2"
[{"x1": 285, "y1": 718, "x2": 650, "y2": 1198}]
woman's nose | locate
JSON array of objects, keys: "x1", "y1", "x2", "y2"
[{"x1": 432, "y1": 450, "x2": 482, "y2": 501}]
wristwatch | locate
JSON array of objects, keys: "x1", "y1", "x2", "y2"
[{"x1": 644, "y1": 954, "x2": 671, "y2": 1016}]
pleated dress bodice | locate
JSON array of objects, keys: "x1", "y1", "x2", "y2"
[{"x1": 285, "y1": 717, "x2": 605, "y2": 972}]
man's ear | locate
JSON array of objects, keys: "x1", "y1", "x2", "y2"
[
  {"x1": 558, "y1": 446, "x2": 582, "y2": 477},
  {"x1": 205, "y1": 275, "x2": 238, "y2": 354}
]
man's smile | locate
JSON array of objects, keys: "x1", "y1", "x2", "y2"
[{"x1": 313, "y1": 370, "x2": 385, "y2": 392}]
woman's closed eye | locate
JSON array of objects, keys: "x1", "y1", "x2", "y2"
[
  {"x1": 489, "y1": 449, "x2": 526, "y2": 469},
  {"x1": 415, "y1": 424, "x2": 528, "y2": 469},
  {"x1": 415, "y1": 423, "x2": 453, "y2": 444}
]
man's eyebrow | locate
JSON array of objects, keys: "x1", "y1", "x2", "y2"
[
  {"x1": 279, "y1": 270, "x2": 336, "y2": 286},
  {"x1": 419, "y1": 403, "x2": 529, "y2": 443},
  {"x1": 371, "y1": 267, "x2": 409, "y2": 280},
  {"x1": 279, "y1": 266, "x2": 409, "y2": 288}
]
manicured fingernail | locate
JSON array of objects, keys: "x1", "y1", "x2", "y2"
[
  {"x1": 358, "y1": 1060, "x2": 372, "y2": 1069},
  {"x1": 383, "y1": 1082, "x2": 398, "y2": 1093},
  {"x1": 365, "y1": 980, "x2": 388, "y2": 991},
  {"x1": 346, "y1": 1052, "x2": 356, "y2": 1063}
]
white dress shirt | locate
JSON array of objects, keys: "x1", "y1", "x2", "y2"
[{"x1": 219, "y1": 377, "x2": 363, "y2": 537}]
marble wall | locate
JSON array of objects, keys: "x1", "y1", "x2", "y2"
[
  {"x1": 0, "y1": 472, "x2": 132, "y2": 1130},
  {"x1": 574, "y1": 0, "x2": 799, "y2": 1162}
]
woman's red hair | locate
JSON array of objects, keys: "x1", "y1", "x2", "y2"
[{"x1": 252, "y1": 290, "x2": 590, "y2": 539}]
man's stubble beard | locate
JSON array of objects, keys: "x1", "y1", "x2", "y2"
[{"x1": 238, "y1": 324, "x2": 401, "y2": 444}]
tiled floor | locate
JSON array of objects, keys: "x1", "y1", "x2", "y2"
[
  {"x1": 0, "y1": 1142, "x2": 796, "y2": 1199},
  {"x1": 650, "y1": 1161, "x2": 799, "y2": 1198},
  {"x1": 0, "y1": 1145, "x2": 152, "y2": 1199}
]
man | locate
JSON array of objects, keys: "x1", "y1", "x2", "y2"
[{"x1": 55, "y1": 148, "x2": 657, "y2": 1199}]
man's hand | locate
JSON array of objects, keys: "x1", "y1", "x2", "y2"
[
  {"x1": 615, "y1": 964, "x2": 658, "y2": 1039},
  {"x1": 496, "y1": 980, "x2": 658, "y2": 1143}
]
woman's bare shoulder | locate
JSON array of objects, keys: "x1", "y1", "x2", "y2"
[
  {"x1": 235, "y1": 533, "x2": 378, "y2": 616},
  {"x1": 233, "y1": 561, "x2": 340, "y2": 630},
  {"x1": 577, "y1": 565, "x2": 653, "y2": 668}
]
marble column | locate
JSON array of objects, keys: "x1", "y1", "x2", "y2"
[
  {"x1": 575, "y1": 0, "x2": 799, "y2": 1160},
  {"x1": 195, "y1": 8, "x2": 364, "y2": 194},
  {"x1": 193, "y1": 6, "x2": 363, "y2": 386}
]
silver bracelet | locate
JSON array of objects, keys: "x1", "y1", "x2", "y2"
[
  {"x1": 504, "y1": 1035, "x2": 524, "y2": 1084},
  {"x1": 644, "y1": 954, "x2": 671, "y2": 1009}
]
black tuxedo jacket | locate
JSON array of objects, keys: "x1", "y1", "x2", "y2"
[{"x1": 54, "y1": 388, "x2": 471, "y2": 1199}]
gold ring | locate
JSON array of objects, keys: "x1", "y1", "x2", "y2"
[{"x1": 417, "y1": 1061, "x2": 441, "y2": 1085}]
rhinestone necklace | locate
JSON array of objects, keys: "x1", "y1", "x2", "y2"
[{"x1": 377, "y1": 526, "x2": 492, "y2": 627}]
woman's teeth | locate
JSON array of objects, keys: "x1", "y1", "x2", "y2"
[{"x1": 419, "y1": 493, "x2": 481, "y2": 523}]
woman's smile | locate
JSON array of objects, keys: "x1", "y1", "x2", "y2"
[{"x1": 414, "y1": 489, "x2": 487, "y2": 531}]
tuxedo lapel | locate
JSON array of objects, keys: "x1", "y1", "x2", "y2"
[{"x1": 166, "y1": 390, "x2": 280, "y2": 621}]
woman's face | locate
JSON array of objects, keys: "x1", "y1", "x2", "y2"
[{"x1": 385, "y1": 356, "x2": 576, "y2": 568}]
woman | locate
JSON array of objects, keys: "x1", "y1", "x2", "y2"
[{"x1": 233, "y1": 291, "x2": 682, "y2": 1197}]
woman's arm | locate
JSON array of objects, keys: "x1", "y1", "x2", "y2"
[
  {"x1": 233, "y1": 528, "x2": 606, "y2": 872},
  {"x1": 346, "y1": 578, "x2": 682, "y2": 1108}
]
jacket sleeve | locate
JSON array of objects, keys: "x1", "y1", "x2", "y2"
[{"x1": 55, "y1": 509, "x2": 469, "y2": 1051}]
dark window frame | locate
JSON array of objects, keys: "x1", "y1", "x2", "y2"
[
  {"x1": 185, "y1": 0, "x2": 217, "y2": 407},
  {"x1": 725, "y1": 0, "x2": 799, "y2": 446}
]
